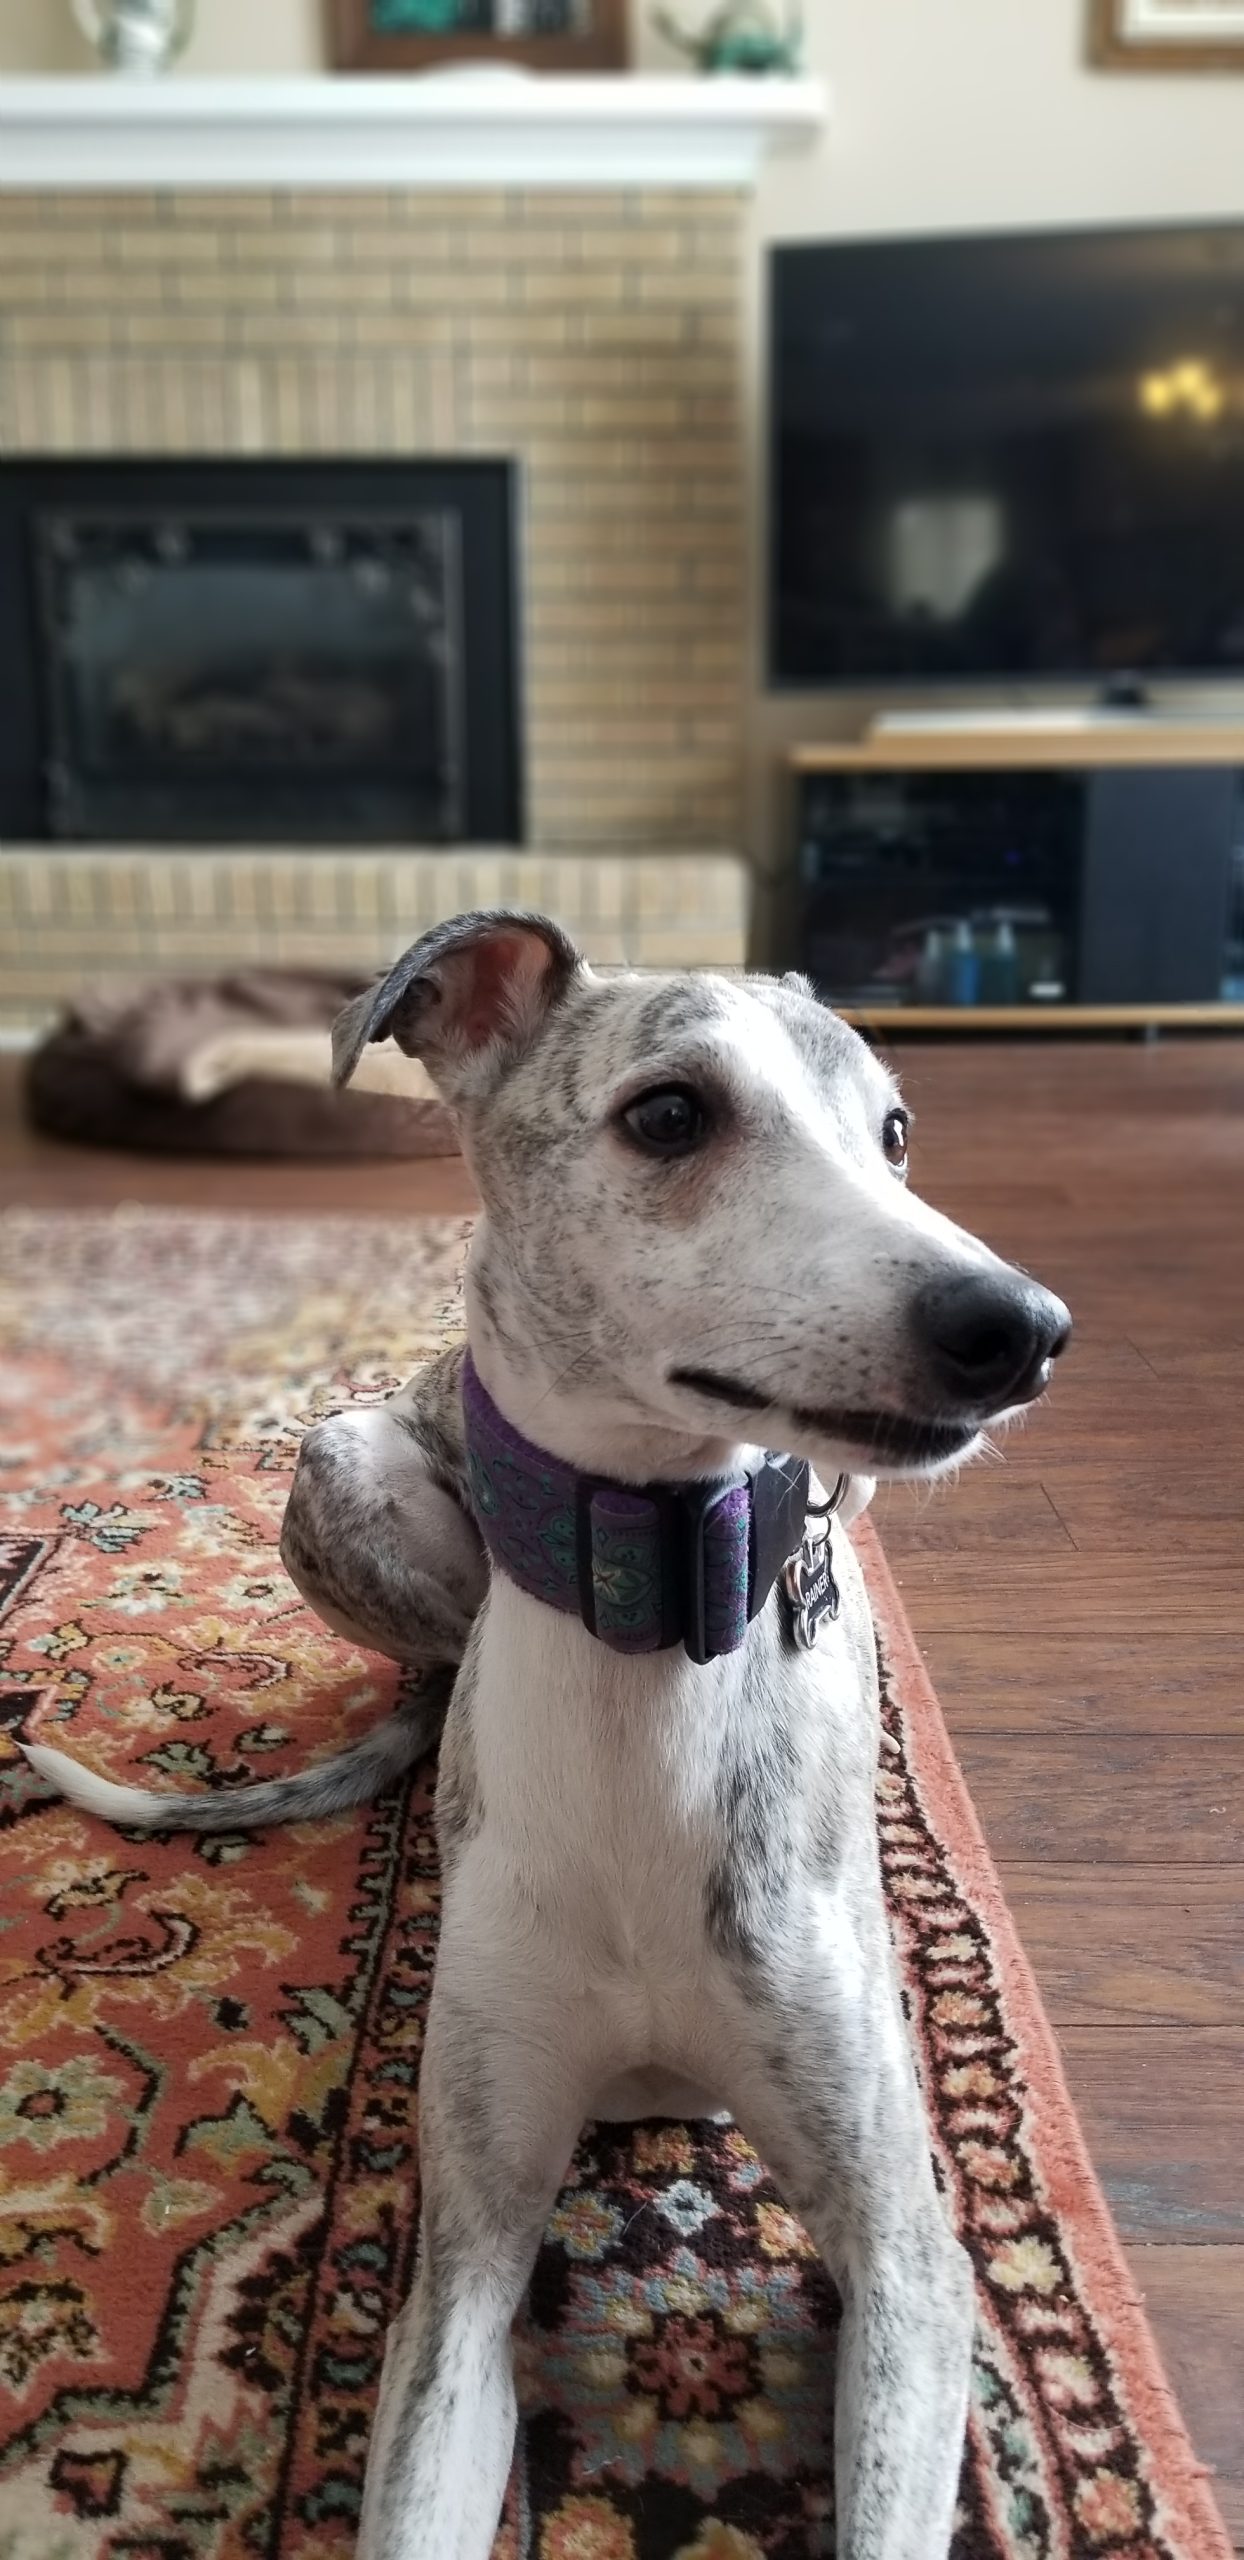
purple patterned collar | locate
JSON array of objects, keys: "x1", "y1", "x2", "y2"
[{"x1": 461, "y1": 1351, "x2": 812, "y2": 1663}]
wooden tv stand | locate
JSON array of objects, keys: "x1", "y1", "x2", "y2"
[{"x1": 790, "y1": 717, "x2": 1244, "y2": 1032}]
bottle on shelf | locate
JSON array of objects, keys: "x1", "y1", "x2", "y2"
[
  {"x1": 915, "y1": 926, "x2": 946, "y2": 1002},
  {"x1": 945, "y1": 919, "x2": 980, "y2": 1006},
  {"x1": 979, "y1": 918, "x2": 1019, "y2": 1004}
]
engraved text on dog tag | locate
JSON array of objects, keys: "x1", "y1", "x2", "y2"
[{"x1": 783, "y1": 1524, "x2": 840, "y2": 1649}]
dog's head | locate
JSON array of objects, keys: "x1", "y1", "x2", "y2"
[{"x1": 335, "y1": 910, "x2": 1069, "y2": 1483}]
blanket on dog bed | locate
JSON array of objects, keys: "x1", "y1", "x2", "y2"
[{"x1": 25, "y1": 970, "x2": 456, "y2": 1159}]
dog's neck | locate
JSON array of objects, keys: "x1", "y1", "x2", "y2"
[{"x1": 463, "y1": 1248, "x2": 759, "y2": 1487}]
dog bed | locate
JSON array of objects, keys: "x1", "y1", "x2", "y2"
[{"x1": 24, "y1": 969, "x2": 456, "y2": 1160}]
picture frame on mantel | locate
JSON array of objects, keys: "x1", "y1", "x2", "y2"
[
  {"x1": 329, "y1": 0, "x2": 629, "y2": 73},
  {"x1": 1090, "y1": 0, "x2": 1244, "y2": 68}
]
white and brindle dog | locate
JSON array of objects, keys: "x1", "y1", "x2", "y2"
[{"x1": 27, "y1": 910, "x2": 1070, "y2": 2560}]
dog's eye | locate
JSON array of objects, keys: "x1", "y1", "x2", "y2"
[
  {"x1": 882, "y1": 1108, "x2": 909, "y2": 1171},
  {"x1": 620, "y1": 1085, "x2": 709, "y2": 1160}
]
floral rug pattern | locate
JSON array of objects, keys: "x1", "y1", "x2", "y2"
[{"x1": 0, "y1": 1212, "x2": 1229, "y2": 2560}]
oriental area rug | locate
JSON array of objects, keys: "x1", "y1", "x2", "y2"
[{"x1": 0, "y1": 1210, "x2": 1229, "y2": 2560}]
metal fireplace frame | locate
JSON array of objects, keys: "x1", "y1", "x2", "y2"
[{"x1": 0, "y1": 456, "x2": 524, "y2": 847}]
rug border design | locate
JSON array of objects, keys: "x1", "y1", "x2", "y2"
[{"x1": 857, "y1": 1516, "x2": 1232, "y2": 2560}]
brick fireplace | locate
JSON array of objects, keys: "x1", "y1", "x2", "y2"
[{"x1": 0, "y1": 182, "x2": 747, "y2": 1024}]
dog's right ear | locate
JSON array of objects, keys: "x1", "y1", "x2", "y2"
[{"x1": 331, "y1": 908, "x2": 581, "y2": 1103}]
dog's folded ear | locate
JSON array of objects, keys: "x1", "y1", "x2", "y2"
[{"x1": 331, "y1": 909, "x2": 581, "y2": 1101}]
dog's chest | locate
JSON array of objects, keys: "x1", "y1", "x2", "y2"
[
  {"x1": 464, "y1": 1570, "x2": 873, "y2": 1971},
  {"x1": 473, "y1": 1583, "x2": 723, "y2": 1924}
]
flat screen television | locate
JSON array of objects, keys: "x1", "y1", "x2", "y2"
[{"x1": 770, "y1": 223, "x2": 1244, "y2": 689}]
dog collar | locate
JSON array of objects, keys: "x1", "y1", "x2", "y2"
[{"x1": 462, "y1": 1352, "x2": 823, "y2": 1664}]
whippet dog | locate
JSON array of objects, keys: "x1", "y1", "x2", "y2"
[{"x1": 26, "y1": 911, "x2": 1070, "y2": 2560}]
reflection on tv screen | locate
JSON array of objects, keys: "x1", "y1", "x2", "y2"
[{"x1": 771, "y1": 225, "x2": 1244, "y2": 687}]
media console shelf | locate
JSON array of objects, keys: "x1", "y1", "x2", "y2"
[{"x1": 790, "y1": 721, "x2": 1244, "y2": 1033}]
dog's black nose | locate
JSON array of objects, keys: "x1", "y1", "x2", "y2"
[{"x1": 915, "y1": 1273, "x2": 1071, "y2": 1410}]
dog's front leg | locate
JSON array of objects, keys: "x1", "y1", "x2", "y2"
[
  {"x1": 828, "y1": 2195, "x2": 974, "y2": 2560},
  {"x1": 357, "y1": 1969, "x2": 584, "y2": 2560},
  {"x1": 725, "y1": 1930, "x2": 974, "y2": 2560}
]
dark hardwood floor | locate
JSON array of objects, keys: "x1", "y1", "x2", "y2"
[
  {"x1": 873, "y1": 1036, "x2": 1244, "y2": 2552},
  {"x1": 4, "y1": 1038, "x2": 1242, "y2": 2544}
]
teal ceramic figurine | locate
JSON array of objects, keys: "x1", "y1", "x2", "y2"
[{"x1": 652, "y1": 0, "x2": 802, "y2": 74}]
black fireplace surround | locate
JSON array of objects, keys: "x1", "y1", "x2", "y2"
[{"x1": 0, "y1": 459, "x2": 523, "y2": 845}]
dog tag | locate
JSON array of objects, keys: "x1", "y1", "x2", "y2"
[{"x1": 783, "y1": 1522, "x2": 840, "y2": 1650}]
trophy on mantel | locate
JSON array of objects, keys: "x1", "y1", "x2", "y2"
[{"x1": 72, "y1": 0, "x2": 196, "y2": 73}]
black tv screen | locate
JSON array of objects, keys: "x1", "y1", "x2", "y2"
[{"x1": 770, "y1": 224, "x2": 1244, "y2": 687}]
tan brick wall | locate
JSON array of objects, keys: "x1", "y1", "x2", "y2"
[
  {"x1": 0, "y1": 848, "x2": 751, "y2": 1036},
  {"x1": 0, "y1": 189, "x2": 747, "y2": 852}
]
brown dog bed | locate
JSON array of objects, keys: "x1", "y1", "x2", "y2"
[{"x1": 25, "y1": 970, "x2": 457, "y2": 1160}]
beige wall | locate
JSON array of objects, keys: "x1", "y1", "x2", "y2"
[{"x1": 758, "y1": 0, "x2": 1243, "y2": 243}]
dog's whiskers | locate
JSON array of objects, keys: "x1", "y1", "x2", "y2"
[{"x1": 505, "y1": 1350, "x2": 593, "y2": 1438}]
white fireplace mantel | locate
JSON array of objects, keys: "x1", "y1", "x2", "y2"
[{"x1": 0, "y1": 73, "x2": 826, "y2": 192}]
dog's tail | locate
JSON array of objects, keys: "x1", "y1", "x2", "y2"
[{"x1": 19, "y1": 1672, "x2": 448, "y2": 1834}]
